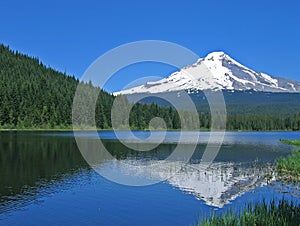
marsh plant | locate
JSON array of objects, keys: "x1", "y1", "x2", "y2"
[
  {"x1": 198, "y1": 199, "x2": 300, "y2": 226},
  {"x1": 277, "y1": 139, "x2": 300, "y2": 183}
]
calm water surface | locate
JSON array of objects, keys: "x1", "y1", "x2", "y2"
[{"x1": 0, "y1": 131, "x2": 299, "y2": 225}]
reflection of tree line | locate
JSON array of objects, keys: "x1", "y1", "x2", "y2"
[
  {"x1": 103, "y1": 141, "x2": 178, "y2": 160},
  {"x1": 0, "y1": 134, "x2": 178, "y2": 201},
  {"x1": 95, "y1": 140, "x2": 289, "y2": 164},
  {"x1": 0, "y1": 133, "x2": 88, "y2": 199}
]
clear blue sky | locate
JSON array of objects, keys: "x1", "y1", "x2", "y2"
[{"x1": 1, "y1": 0, "x2": 300, "y2": 92}]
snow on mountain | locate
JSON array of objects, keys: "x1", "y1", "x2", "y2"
[{"x1": 113, "y1": 52, "x2": 300, "y2": 95}]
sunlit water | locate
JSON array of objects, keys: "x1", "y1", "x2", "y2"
[{"x1": 0, "y1": 131, "x2": 299, "y2": 225}]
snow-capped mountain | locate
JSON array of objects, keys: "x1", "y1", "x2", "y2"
[{"x1": 114, "y1": 52, "x2": 300, "y2": 95}]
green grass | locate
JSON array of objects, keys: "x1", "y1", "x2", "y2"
[
  {"x1": 199, "y1": 139, "x2": 300, "y2": 226},
  {"x1": 276, "y1": 149, "x2": 300, "y2": 183},
  {"x1": 280, "y1": 139, "x2": 300, "y2": 146},
  {"x1": 198, "y1": 199, "x2": 300, "y2": 226},
  {"x1": 276, "y1": 139, "x2": 300, "y2": 183}
]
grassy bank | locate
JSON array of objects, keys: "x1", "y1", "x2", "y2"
[
  {"x1": 276, "y1": 139, "x2": 300, "y2": 183},
  {"x1": 280, "y1": 139, "x2": 300, "y2": 146},
  {"x1": 198, "y1": 199, "x2": 300, "y2": 226},
  {"x1": 198, "y1": 139, "x2": 300, "y2": 226},
  {"x1": 0, "y1": 128, "x2": 299, "y2": 132}
]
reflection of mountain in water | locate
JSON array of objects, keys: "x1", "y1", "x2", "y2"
[
  {"x1": 168, "y1": 162, "x2": 272, "y2": 208},
  {"x1": 70, "y1": 136, "x2": 291, "y2": 207},
  {"x1": 98, "y1": 159, "x2": 273, "y2": 208},
  {"x1": 0, "y1": 132, "x2": 294, "y2": 212}
]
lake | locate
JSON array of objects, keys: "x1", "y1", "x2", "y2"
[{"x1": 0, "y1": 131, "x2": 299, "y2": 225}]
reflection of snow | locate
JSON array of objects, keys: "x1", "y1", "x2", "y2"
[
  {"x1": 168, "y1": 163, "x2": 272, "y2": 208},
  {"x1": 96, "y1": 159, "x2": 273, "y2": 207}
]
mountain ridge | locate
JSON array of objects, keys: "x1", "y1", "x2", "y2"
[{"x1": 114, "y1": 52, "x2": 300, "y2": 95}]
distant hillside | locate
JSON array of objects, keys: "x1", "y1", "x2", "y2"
[
  {"x1": 126, "y1": 90, "x2": 300, "y2": 131},
  {"x1": 130, "y1": 90, "x2": 300, "y2": 115},
  {"x1": 0, "y1": 44, "x2": 179, "y2": 129}
]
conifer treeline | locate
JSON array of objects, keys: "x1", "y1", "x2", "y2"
[
  {"x1": 0, "y1": 44, "x2": 299, "y2": 131},
  {"x1": 0, "y1": 44, "x2": 180, "y2": 129}
]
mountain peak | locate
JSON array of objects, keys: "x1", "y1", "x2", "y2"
[
  {"x1": 205, "y1": 51, "x2": 227, "y2": 60},
  {"x1": 203, "y1": 51, "x2": 242, "y2": 67},
  {"x1": 114, "y1": 52, "x2": 300, "y2": 95}
]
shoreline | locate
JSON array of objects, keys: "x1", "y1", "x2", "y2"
[{"x1": 0, "y1": 129, "x2": 300, "y2": 132}]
